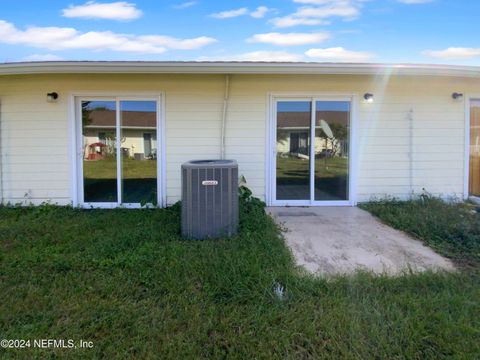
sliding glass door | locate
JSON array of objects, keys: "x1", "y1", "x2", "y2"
[
  {"x1": 314, "y1": 101, "x2": 350, "y2": 201},
  {"x1": 274, "y1": 98, "x2": 351, "y2": 205},
  {"x1": 276, "y1": 101, "x2": 312, "y2": 200},
  {"x1": 82, "y1": 100, "x2": 118, "y2": 203},
  {"x1": 79, "y1": 97, "x2": 159, "y2": 207},
  {"x1": 469, "y1": 99, "x2": 480, "y2": 197},
  {"x1": 120, "y1": 101, "x2": 158, "y2": 204}
]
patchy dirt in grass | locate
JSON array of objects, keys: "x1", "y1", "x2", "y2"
[{"x1": 268, "y1": 207, "x2": 455, "y2": 276}]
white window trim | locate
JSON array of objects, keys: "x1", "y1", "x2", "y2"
[
  {"x1": 68, "y1": 92, "x2": 166, "y2": 208},
  {"x1": 265, "y1": 92, "x2": 358, "y2": 207}
]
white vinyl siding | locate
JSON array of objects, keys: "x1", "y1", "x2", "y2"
[{"x1": 0, "y1": 73, "x2": 477, "y2": 205}]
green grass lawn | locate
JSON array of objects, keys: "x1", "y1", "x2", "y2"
[{"x1": 1, "y1": 197, "x2": 479, "y2": 359}]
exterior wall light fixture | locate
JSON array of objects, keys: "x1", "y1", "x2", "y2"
[
  {"x1": 47, "y1": 92, "x2": 59, "y2": 102},
  {"x1": 363, "y1": 93, "x2": 374, "y2": 103},
  {"x1": 452, "y1": 92, "x2": 463, "y2": 101}
]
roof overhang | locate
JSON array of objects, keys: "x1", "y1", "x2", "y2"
[{"x1": 1, "y1": 61, "x2": 480, "y2": 78}]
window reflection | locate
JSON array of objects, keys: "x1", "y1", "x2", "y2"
[
  {"x1": 314, "y1": 101, "x2": 350, "y2": 201},
  {"x1": 82, "y1": 101, "x2": 118, "y2": 202},
  {"x1": 275, "y1": 100, "x2": 350, "y2": 203},
  {"x1": 276, "y1": 101, "x2": 311, "y2": 200},
  {"x1": 81, "y1": 100, "x2": 158, "y2": 204},
  {"x1": 120, "y1": 101, "x2": 157, "y2": 204}
]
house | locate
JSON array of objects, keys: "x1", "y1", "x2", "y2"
[
  {"x1": 0, "y1": 61, "x2": 479, "y2": 208},
  {"x1": 83, "y1": 108, "x2": 157, "y2": 160}
]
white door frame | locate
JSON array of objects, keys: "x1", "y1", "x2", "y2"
[
  {"x1": 69, "y1": 92, "x2": 166, "y2": 208},
  {"x1": 266, "y1": 92, "x2": 358, "y2": 207}
]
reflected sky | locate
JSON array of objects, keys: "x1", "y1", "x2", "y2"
[
  {"x1": 120, "y1": 101, "x2": 156, "y2": 112},
  {"x1": 83, "y1": 101, "x2": 115, "y2": 111},
  {"x1": 84, "y1": 101, "x2": 156, "y2": 112}
]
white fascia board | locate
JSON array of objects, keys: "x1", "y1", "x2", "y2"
[{"x1": 0, "y1": 61, "x2": 480, "y2": 78}]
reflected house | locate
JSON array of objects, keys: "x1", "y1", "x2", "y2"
[
  {"x1": 83, "y1": 109, "x2": 157, "y2": 160},
  {"x1": 80, "y1": 100, "x2": 158, "y2": 204},
  {"x1": 276, "y1": 110, "x2": 349, "y2": 158},
  {"x1": 275, "y1": 101, "x2": 351, "y2": 202}
]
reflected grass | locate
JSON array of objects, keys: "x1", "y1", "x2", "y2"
[
  {"x1": 83, "y1": 157, "x2": 157, "y2": 203},
  {"x1": 83, "y1": 157, "x2": 156, "y2": 180},
  {"x1": 276, "y1": 155, "x2": 348, "y2": 182}
]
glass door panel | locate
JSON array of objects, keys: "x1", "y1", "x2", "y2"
[
  {"x1": 81, "y1": 100, "x2": 118, "y2": 203},
  {"x1": 314, "y1": 101, "x2": 350, "y2": 201},
  {"x1": 276, "y1": 101, "x2": 311, "y2": 200},
  {"x1": 120, "y1": 101, "x2": 158, "y2": 204},
  {"x1": 470, "y1": 100, "x2": 480, "y2": 196}
]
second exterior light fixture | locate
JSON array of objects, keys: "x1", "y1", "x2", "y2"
[
  {"x1": 452, "y1": 92, "x2": 463, "y2": 100},
  {"x1": 46, "y1": 92, "x2": 59, "y2": 103},
  {"x1": 363, "y1": 93, "x2": 374, "y2": 103}
]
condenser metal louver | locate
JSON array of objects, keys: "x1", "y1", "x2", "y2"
[{"x1": 182, "y1": 160, "x2": 239, "y2": 239}]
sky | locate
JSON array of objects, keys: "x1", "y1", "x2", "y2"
[{"x1": 0, "y1": 0, "x2": 478, "y2": 64}]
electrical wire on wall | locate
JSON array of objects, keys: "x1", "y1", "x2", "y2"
[
  {"x1": 221, "y1": 74, "x2": 231, "y2": 159},
  {"x1": 407, "y1": 108, "x2": 414, "y2": 197}
]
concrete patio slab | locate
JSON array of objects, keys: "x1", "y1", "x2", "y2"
[{"x1": 268, "y1": 207, "x2": 455, "y2": 276}]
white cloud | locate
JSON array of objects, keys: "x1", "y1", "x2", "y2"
[
  {"x1": 295, "y1": 5, "x2": 359, "y2": 18},
  {"x1": 423, "y1": 47, "x2": 480, "y2": 60},
  {"x1": 173, "y1": 1, "x2": 196, "y2": 9},
  {"x1": 251, "y1": 6, "x2": 269, "y2": 18},
  {"x1": 210, "y1": 6, "x2": 272, "y2": 19},
  {"x1": 210, "y1": 8, "x2": 249, "y2": 19},
  {"x1": 199, "y1": 51, "x2": 305, "y2": 62},
  {"x1": 270, "y1": 16, "x2": 329, "y2": 27},
  {"x1": 247, "y1": 32, "x2": 330, "y2": 46},
  {"x1": 22, "y1": 54, "x2": 65, "y2": 61},
  {"x1": 397, "y1": 0, "x2": 433, "y2": 3},
  {"x1": 138, "y1": 35, "x2": 217, "y2": 50},
  {"x1": 62, "y1": 1, "x2": 142, "y2": 21},
  {"x1": 201, "y1": 47, "x2": 376, "y2": 62},
  {"x1": 271, "y1": 0, "x2": 363, "y2": 28},
  {"x1": 0, "y1": 20, "x2": 216, "y2": 54},
  {"x1": 305, "y1": 47, "x2": 374, "y2": 62}
]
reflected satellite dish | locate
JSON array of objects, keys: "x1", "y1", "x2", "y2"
[{"x1": 319, "y1": 119, "x2": 334, "y2": 138}]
